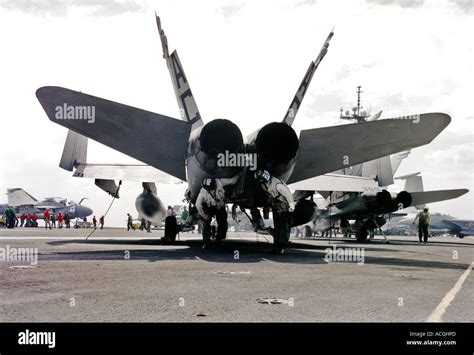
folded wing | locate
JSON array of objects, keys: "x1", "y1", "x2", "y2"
[
  {"x1": 288, "y1": 113, "x2": 451, "y2": 183},
  {"x1": 36, "y1": 86, "x2": 191, "y2": 181}
]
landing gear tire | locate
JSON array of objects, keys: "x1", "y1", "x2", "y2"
[
  {"x1": 304, "y1": 225, "x2": 312, "y2": 238},
  {"x1": 356, "y1": 227, "x2": 368, "y2": 242}
]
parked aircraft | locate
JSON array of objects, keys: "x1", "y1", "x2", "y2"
[
  {"x1": 304, "y1": 89, "x2": 468, "y2": 241},
  {"x1": 36, "y1": 15, "x2": 451, "y2": 248},
  {"x1": 383, "y1": 174, "x2": 473, "y2": 238},
  {"x1": 0, "y1": 188, "x2": 93, "y2": 219},
  {"x1": 310, "y1": 169, "x2": 468, "y2": 241}
]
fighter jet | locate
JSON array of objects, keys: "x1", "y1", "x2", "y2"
[
  {"x1": 295, "y1": 88, "x2": 468, "y2": 241},
  {"x1": 311, "y1": 188, "x2": 468, "y2": 241},
  {"x1": 383, "y1": 174, "x2": 473, "y2": 238},
  {"x1": 308, "y1": 165, "x2": 468, "y2": 241},
  {"x1": 386, "y1": 212, "x2": 474, "y2": 239},
  {"x1": 35, "y1": 15, "x2": 452, "y2": 246},
  {"x1": 0, "y1": 188, "x2": 93, "y2": 219}
]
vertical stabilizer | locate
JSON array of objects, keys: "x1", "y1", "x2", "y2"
[
  {"x1": 283, "y1": 29, "x2": 334, "y2": 126},
  {"x1": 156, "y1": 14, "x2": 203, "y2": 131},
  {"x1": 390, "y1": 150, "x2": 411, "y2": 176},
  {"x1": 60, "y1": 130, "x2": 88, "y2": 171},
  {"x1": 361, "y1": 156, "x2": 394, "y2": 187},
  {"x1": 396, "y1": 172, "x2": 424, "y2": 193},
  {"x1": 7, "y1": 188, "x2": 38, "y2": 207}
]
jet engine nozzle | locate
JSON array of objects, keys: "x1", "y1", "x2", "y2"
[
  {"x1": 199, "y1": 119, "x2": 244, "y2": 159},
  {"x1": 395, "y1": 191, "x2": 412, "y2": 209},
  {"x1": 290, "y1": 199, "x2": 317, "y2": 227},
  {"x1": 186, "y1": 119, "x2": 245, "y2": 201},
  {"x1": 375, "y1": 190, "x2": 392, "y2": 207},
  {"x1": 135, "y1": 191, "x2": 166, "y2": 223},
  {"x1": 256, "y1": 122, "x2": 299, "y2": 167}
]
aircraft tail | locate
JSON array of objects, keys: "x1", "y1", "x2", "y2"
[
  {"x1": 357, "y1": 147, "x2": 411, "y2": 187},
  {"x1": 395, "y1": 172, "x2": 424, "y2": 192},
  {"x1": 283, "y1": 29, "x2": 334, "y2": 126},
  {"x1": 60, "y1": 130, "x2": 88, "y2": 171},
  {"x1": 156, "y1": 14, "x2": 203, "y2": 131},
  {"x1": 7, "y1": 188, "x2": 38, "y2": 207},
  {"x1": 390, "y1": 150, "x2": 411, "y2": 176},
  {"x1": 361, "y1": 156, "x2": 394, "y2": 187}
]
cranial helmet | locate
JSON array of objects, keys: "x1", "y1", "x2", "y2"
[
  {"x1": 254, "y1": 170, "x2": 271, "y2": 183},
  {"x1": 202, "y1": 177, "x2": 217, "y2": 191}
]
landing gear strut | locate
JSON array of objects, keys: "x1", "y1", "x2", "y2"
[
  {"x1": 356, "y1": 227, "x2": 368, "y2": 242},
  {"x1": 373, "y1": 218, "x2": 390, "y2": 244}
]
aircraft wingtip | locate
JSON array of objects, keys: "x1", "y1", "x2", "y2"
[
  {"x1": 441, "y1": 112, "x2": 451, "y2": 124},
  {"x1": 36, "y1": 86, "x2": 62, "y2": 98},
  {"x1": 424, "y1": 112, "x2": 451, "y2": 129},
  {"x1": 36, "y1": 86, "x2": 51, "y2": 102},
  {"x1": 35, "y1": 86, "x2": 47, "y2": 99}
]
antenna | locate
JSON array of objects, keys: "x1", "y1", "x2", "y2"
[
  {"x1": 356, "y1": 86, "x2": 363, "y2": 117},
  {"x1": 340, "y1": 86, "x2": 369, "y2": 123}
]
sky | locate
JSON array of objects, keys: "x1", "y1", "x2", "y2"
[{"x1": 0, "y1": 0, "x2": 472, "y2": 226}]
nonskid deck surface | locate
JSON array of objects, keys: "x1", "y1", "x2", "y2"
[{"x1": 0, "y1": 228, "x2": 472, "y2": 322}]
